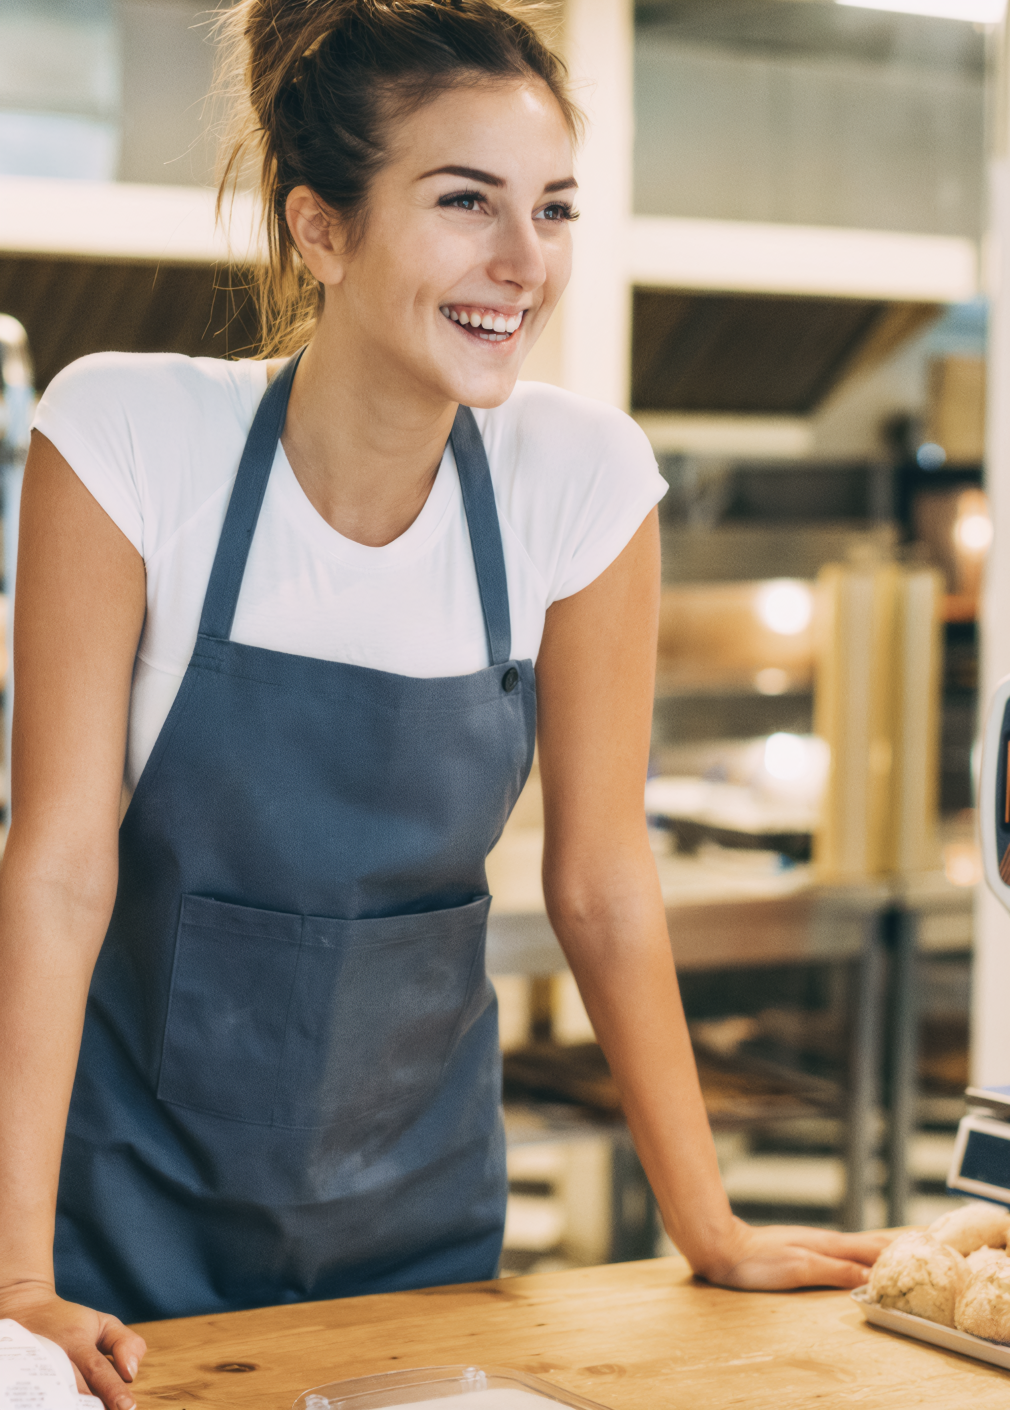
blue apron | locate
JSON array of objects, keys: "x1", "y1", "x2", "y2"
[{"x1": 54, "y1": 354, "x2": 535, "y2": 1322}]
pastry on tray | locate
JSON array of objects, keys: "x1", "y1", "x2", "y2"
[
  {"x1": 966, "y1": 1246, "x2": 1009, "y2": 1275},
  {"x1": 928, "y1": 1202, "x2": 1010, "y2": 1256},
  {"x1": 955, "y1": 1256, "x2": 1010, "y2": 1343},
  {"x1": 865, "y1": 1231, "x2": 968, "y2": 1327}
]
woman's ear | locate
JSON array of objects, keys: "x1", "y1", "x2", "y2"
[{"x1": 285, "y1": 186, "x2": 347, "y2": 284}]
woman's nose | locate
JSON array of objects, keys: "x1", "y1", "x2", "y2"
[{"x1": 486, "y1": 214, "x2": 548, "y2": 292}]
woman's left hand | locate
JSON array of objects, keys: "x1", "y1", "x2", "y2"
[{"x1": 699, "y1": 1217, "x2": 895, "y2": 1291}]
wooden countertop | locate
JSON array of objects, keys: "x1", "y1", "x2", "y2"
[{"x1": 134, "y1": 1256, "x2": 1010, "y2": 1410}]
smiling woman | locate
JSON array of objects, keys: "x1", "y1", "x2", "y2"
[
  {"x1": 0, "y1": 2, "x2": 889, "y2": 1407},
  {"x1": 217, "y1": 0, "x2": 582, "y2": 362}
]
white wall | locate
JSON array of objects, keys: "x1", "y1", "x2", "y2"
[
  {"x1": 560, "y1": 0, "x2": 634, "y2": 406},
  {"x1": 634, "y1": 35, "x2": 984, "y2": 237},
  {"x1": 118, "y1": 0, "x2": 219, "y2": 187},
  {"x1": 0, "y1": 0, "x2": 219, "y2": 187},
  {"x1": 0, "y1": 0, "x2": 120, "y2": 180}
]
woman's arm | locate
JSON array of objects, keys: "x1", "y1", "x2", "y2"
[
  {"x1": 0, "y1": 432, "x2": 148, "y2": 1405},
  {"x1": 536, "y1": 508, "x2": 889, "y2": 1287}
]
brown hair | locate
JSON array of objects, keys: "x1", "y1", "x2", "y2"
[{"x1": 216, "y1": 0, "x2": 581, "y2": 357}]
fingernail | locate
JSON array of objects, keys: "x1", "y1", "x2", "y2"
[
  {"x1": 126, "y1": 1358, "x2": 138, "y2": 1380},
  {"x1": 116, "y1": 1396, "x2": 135, "y2": 1410}
]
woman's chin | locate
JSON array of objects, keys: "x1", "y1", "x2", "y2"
[{"x1": 441, "y1": 361, "x2": 524, "y2": 410}]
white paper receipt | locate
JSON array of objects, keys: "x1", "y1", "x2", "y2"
[{"x1": 0, "y1": 1321, "x2": 99, "y2": 1410}]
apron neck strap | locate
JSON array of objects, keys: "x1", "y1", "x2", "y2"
[
  {"x1": 199, "y1": 354, "x2": 513, "y2": 667},
  {"x1": 198, "y1": 350, "x2": 302, "y2": 642},
  {"x1": 449, "y1": 405, "x2": 512, "y2": 667}
]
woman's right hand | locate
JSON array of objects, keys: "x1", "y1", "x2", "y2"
[
  {"x1": 0, "y1": 438, "x2": 149, "y2": 1410},
  {"x1": 0, "y1": 1280, "x2": 146, "y2": 1409}
]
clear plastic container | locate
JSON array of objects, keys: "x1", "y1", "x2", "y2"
[{"x1": 293, "y1": 1364, "x2": 613, "y2": 1410}]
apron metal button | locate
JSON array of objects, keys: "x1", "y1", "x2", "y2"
[{"x1": 502, "y1": 667, "x2": 519, "y2": 692}]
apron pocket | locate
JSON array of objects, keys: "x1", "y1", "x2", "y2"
[{"x1": 157, "y1": 893, "x2": 492, "y2": 1130}]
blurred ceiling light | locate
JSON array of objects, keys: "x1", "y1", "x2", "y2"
[
  {"x1": 755, "y1": 580, "x2": 814, "y2": 636},
  {"x1": 916, "y1": 441, "x2": 947, "y2": 470},
  {"x1": 755, "y1": 667, "x2": 791, "y2": 696},
  {"x1": 955, "y1": 511, "x2": 994, "y2": 553},
  {"x1": 764, "y1": 732, "x2": 807, "y2": 783},
  {"x1": 944, "y1": 841, "x2": 983, "y2": 888},
  {"x1": 837, "y1": 0, "x2": 1005, "y2": 20}
]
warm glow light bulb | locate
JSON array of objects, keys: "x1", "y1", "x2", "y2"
[
  {"x1": 956, "y1": 512, "x2": 994, "y2": 554},
  {"x1": 754, "y1": 667, "x2": 790, "y2": 696},
  {"x1": 944, "y1": 843, "x2": 983, "y2": 888},
  {"x1": 764, "y1": 733, "x2": 806, "y2": 782},
  {"x1": 755, "y1": 580, "x2": 813, "y2": 636}
]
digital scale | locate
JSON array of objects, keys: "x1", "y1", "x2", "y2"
[{"x1": 952, "y1": 673, "x2": 1010, "y2": 1206}]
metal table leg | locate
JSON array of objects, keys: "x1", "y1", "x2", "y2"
[
  {"x1": 610, "y1": 1137, "x2": 659, "y2": 1262},
  {"x1": 843, "y1": 914, "x2": 886, "y2": 1231},
  {"x1": 885, "y1": 907, "x2": 918, "y2": 1228}
]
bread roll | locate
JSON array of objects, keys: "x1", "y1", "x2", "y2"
[
  {"x1": 866, "y1": 1230, "x2": 968, "y2": 1327},
  {"x1": 956, "y1": 1257, "x2": 1010, "y2": 1343},
  {"x1": 928, "y1": 1202, "x2": 1010, "y2": 1256},
  {"x1": 966, "y1": 1246, "x2": 1009, "y2": 1275}
]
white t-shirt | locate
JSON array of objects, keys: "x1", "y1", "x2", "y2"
[{"x1": 33, "y1": 353, "x2": 665, "y2": 792}]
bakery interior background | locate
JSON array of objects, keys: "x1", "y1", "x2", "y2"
[{"x1": 0, "y1": 0, "x2": 1005, "y2": 1265}]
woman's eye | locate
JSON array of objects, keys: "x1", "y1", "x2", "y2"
[
  {"x1": 440, "y1": 191, "x2": 485, "y2": 213},
  {"x1": 538, "y1": 202, "x2": 579, "y2": 222}
]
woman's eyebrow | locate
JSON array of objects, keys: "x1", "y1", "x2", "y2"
[
  {"x1": 419, "y1": 164, "x2": 504, "y2": 185},
  {"x1": 417, "y1": 166, "x2": 578, "y2": 194}
]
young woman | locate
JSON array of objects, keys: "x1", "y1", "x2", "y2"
[{"x1": 0, "y1": 0, "x2": 888, "y2": 1404}]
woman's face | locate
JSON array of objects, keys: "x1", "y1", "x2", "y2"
[{"x1": 312, "y1": 78, "x2": 576, "y2": 410}]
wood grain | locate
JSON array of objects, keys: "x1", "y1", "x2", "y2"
[{"x1": 132, "y1": 1256, "x2": 1010, "y2": 1410}]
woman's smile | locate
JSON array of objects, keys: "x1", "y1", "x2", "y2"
[{"x1": 439, "y1": 305, "x2": 527, "y2": 342}]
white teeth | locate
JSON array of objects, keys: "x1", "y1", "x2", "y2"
[{"x1": 444, "y1": 307, "x2": 525, "y2": 336}]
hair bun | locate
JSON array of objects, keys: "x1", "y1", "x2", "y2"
[{"x1": 242, "y1": 0, "x2": 348, "y2": 122}]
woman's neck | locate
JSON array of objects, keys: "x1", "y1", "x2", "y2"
[{"x1": 278, "y1": 318, "x2": 457, "y2": 548}]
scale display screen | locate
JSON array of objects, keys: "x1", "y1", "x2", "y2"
[
  {"x1": 962, "y1": 1131, "x2": 1010, "y2": 1186},
  {"x1": 949, "y1": 1115, "x2": 1010, "y2": 1204}
]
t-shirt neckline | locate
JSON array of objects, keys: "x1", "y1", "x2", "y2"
[{"x1": 249, "y1": 362, "x2": 460, "y2": 571}]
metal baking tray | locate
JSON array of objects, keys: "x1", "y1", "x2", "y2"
[
  {"x1": 293, "y1": 1365, "x2": 613, "y2": 1410},
  {"x1": 852, "y1": 1289, "x2": 1010, "y2": 1371}
]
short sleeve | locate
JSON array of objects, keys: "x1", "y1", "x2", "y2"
[
  {"x1": 550, "y1": 410, "x2": 666, "y2": 602},
  {"x1": 478, "y1": 384, "x2": 667, "y2": 608},
  {"x1": 33, "y1": 353, "x2": 146, "y2": 556}
]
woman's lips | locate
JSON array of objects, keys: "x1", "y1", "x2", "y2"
[{"x1": 440, "y1": 306, "x2": 526, "y2": 342}]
